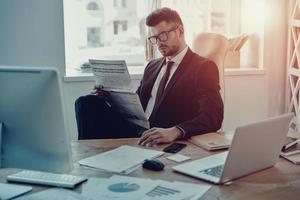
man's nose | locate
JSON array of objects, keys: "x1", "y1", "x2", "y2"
[{"x1": 157, "y1": 40, "x2": 165, "y2": 46}]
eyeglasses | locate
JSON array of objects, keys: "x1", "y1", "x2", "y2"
[{"x1": 148, "y1": 26, "x2": 178, "y2": 45}]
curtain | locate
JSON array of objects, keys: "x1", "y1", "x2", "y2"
[
  {"x1": 145, "y1": 0, "x2": 160, "y2": 61},
  {"x1": 263, "y1": 0, "x2": 288, "y2": 116}
]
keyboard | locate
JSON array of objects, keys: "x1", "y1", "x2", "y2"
[
  {"x1": 7, "y1": 170, "x2": 88, "y2": 188},
  {"x1": 200, "y1": 165, "x2": 224, "y2": 178}
]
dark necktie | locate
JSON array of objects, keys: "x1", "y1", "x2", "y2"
[{"x1": 155, "y1": 61, "x2": 174, "y2": 104}]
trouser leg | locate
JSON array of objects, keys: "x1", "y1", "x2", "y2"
[{"x1": 75, "y1": 95, "x2": 141, "y2": 139}]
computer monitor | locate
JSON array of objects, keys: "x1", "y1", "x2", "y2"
[{"x1": 0, "y1": 66, "x2": 72, "y2": 173}]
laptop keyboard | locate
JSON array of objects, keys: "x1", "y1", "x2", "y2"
[{"x1": 200, "y1": 165, "x2": 224, "y2": 178}]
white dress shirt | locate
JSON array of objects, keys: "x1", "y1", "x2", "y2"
[{"x1": 145, "y1": 45, "x2": 189, "y2": 119}]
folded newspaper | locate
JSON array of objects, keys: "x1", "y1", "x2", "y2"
[{"x1": 89, "y1": 59, "x2": 149, "y2": 129}]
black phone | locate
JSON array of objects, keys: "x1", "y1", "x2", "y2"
[{"x1": 163, "y1": 143, "x2": 187, "y2": 153}]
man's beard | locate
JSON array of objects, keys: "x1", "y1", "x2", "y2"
[{"x1": 159, "y1": 44, "x2": 179, "y2": 57}]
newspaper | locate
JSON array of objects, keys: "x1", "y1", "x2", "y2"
[{"x1": 89, "y1": 59, "x2": 149, "y2": 129}]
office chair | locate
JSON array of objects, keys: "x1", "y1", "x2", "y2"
[{"x1": 192, "y1": 32, "x2": 229, "y2": 102}]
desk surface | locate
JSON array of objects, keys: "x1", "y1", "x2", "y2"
[{"x1": 1, "y1": 138, "x2": 300, "y2": 199}]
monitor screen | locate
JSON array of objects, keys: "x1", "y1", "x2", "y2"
[{"x1": 0, "y1": 67, "x2": 72, "y2": 173}]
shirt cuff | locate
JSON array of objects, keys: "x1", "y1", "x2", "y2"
[{"x1": 175, "y1": 125, "x2": 186, "y2": 139}]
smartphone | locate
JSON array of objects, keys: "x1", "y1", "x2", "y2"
[{"x1": 163, "y1": 143, "x2": 187, "y2": 153}]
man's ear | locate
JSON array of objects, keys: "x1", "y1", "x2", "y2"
[{"x1": 178, "y1": 25, "x2": 184, "y2": 37}]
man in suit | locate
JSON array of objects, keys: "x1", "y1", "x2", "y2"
[{"x1": 75, "y1": 7, "x2": 223, "y2": 146}]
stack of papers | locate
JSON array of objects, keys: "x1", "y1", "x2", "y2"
[
  {"x1": 79, "y1": 145, "x2": 164, "y2": 174},
  {"x1": 81, "y1": 175, "x2": 211, "y2": 200}
]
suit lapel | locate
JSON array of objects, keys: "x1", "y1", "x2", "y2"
[
  {"x1": 151, "y1": 49, "x2": 193, "y2": 117},
  {"x1": 142, "y1": 58, "x2": 165, "y2": 109}
]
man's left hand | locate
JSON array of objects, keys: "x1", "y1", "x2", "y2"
[{"x1": 138, "y1": 127, "x2": 183, "y2": 147}]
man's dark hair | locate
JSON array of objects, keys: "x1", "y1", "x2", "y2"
[{"x1": 146, "y1": 7, "x2": 183, "y2": 27}]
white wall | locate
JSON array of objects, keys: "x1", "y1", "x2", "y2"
[
  {"x1": 0, "y1": 0, "x2": 289, "y2": 140},
  {"x1": 0, "y1": 0, "x2": 66, "y2": 74}
]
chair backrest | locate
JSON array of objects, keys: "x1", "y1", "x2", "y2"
[{"x1": 192, "y1": 33, "x2": 229, "y2": 101}]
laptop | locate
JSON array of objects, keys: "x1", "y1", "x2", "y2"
[{"x1": 173, "y1": 113, "x2": 293, "y2": 184}]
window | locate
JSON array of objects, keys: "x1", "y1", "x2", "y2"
[
  {"x1": 114, "y1": 0, "x2": 127, "y2": 8},
  {"x1": 64, "y1": 0, "x2": 150, "y2": 71},
  {"x1": 87, "y1": 2, "x2": 99, "y2": 10},
  {"x1": 87, "y1": 27, "x2": 101, "y2": 47},
  {"x1": 161, "y1": 0, "x2": 235, "y2": 45},
  {"x1": 162, "y1": 0, "x2": 265, "y2": 69},
  {"x1": 113, "y1": 21, "x2": 128, "y2": 35},
  {"x1": 63, "y1": 0, "x2": 265, "y2": 74},
  {"x1": 122, "y1": 0, "x2": 127, "y2": 8}
]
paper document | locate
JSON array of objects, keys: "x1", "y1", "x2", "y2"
[
  {"x1": 78, "y1": 145, "x2": 164, "y2": 174},
  {"x1": 81, "y1": 176, "x2": 211, "y2": 200},
  {"x1": 81, "y1": 177, "x2": 108, "y2": 198},
  {"x1": 280, "y1": 142, "x2": 300, "y2": 164},
  {"x1": 82, "y1": 175, "x2": 159, "y2": 200},
  {"x1": 89, "y1": 59, "x2": 149, "y2": 129},
  {"x1": 166, "y1": 154, "x2": 191, "y2": 162},
  {"x1": 15, "y1": 188, "x2": 92, "y2": 200},
  {"x1": 142, "y1": 180, "x2": 210, "y2": 200},
  {"x1": 172, "y1": 181, "x2": 211, "y2": 200},
  {"x1": 0, "y1": 183, "x2": 32, "y2": 200}
]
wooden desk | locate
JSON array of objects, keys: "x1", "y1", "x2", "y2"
[{"x1": 1, "y1": 138, "x2": 300, "y2": 199}]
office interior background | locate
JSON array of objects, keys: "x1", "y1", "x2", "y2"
[{"x1": 0, "y1": 0, "x2": 293, "y2": 140}]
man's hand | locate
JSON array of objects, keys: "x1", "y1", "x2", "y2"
[
  {"x1": 91, "y1": 85, "x2": 109, "y2": 99},
  {"x1": 138, "y1": 127, "x2": 183, "y2": 147},
  {"x1": 91, "y1": 84, "x2": 104, "y2": 96}
]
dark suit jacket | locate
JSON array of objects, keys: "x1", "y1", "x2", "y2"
[{"x1": 136, "y1": 48, "x2": 224, "y2": 138}]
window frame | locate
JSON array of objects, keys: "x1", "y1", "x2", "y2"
[{"x1": 63, "y1": 0, "x2": 265, "y2": 77}]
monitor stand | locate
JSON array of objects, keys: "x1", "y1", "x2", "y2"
[{"x1": 0, "y1": 122, "x2": 2, "y2": 167}]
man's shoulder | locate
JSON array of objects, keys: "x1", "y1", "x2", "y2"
[
  {"x1": 147, "y1": 57, "x2": 164, "y2": 66},
  {"x1": 189, "y1": 49, "x2": 215, "y2": 66},
  {"x1": 187, "y1": 50, "x2": 219, "y2": 76},
  {"x1": 144, "y1": 57, "x2": 164, "y2": 73}
]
